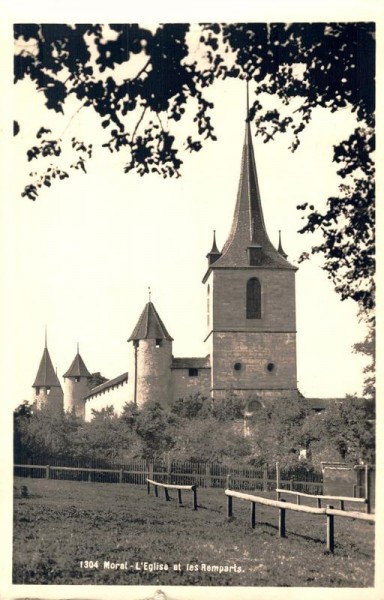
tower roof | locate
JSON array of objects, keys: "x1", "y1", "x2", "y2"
[
  {"x1": 128, "y1": 301, "x2": 173, "y2": 342},
  {"x1": 33, "y1": 347, "x2": 61, "y2": 388},
  {"x1": 204, "y1": 110, "x2": 296, "y2": 279},
  {"x1": 63, "y1": 352, "x2": 92, "y2": 378}
]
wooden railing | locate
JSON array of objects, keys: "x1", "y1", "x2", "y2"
[
  {"x1": 147, "y1": 478, "x2": 198, "y2": 510},
  {"x1": 276, "y1": 488, "x2": 369, "y2": 512},
  {"x1": 225, "y1": 489, "x2": 375, "y2": 554}
]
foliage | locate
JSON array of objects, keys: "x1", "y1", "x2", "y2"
[
  {"x1": 170, "y1": 392, "x2": 211, "y2": 419},
  {"x1": 14, "y1": 390, "x2": 375, "y2": 467},
  {"x1": 14, "y1": 23, "x2": 375, "y2": 313},
  {"x1": 317, "y1": 398, "x2": 375, "y2": 465},
  {"x1": 88, "y1": 371, "x2": 109, "y2": 389},
  {"x1": 353, "y1": 321, "x2": 375, "y2": 399}
]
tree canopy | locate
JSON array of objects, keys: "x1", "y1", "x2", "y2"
[{"x1": 14, "y1": 22, "x2": 375, "y2": 313}]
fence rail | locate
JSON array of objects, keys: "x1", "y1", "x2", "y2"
[
  {"x1": 225, "y1": 489, "x2": 375, "y2": 554},
  {"x1": 146, "y1": 478, "x2": 198, "y2": 510}
]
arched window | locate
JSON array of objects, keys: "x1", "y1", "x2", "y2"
[{"x1": 246, "y1": 278, "x2": 261, "y2": 319}]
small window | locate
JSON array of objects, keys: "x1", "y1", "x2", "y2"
[
  {"x1": 248, "y1": 246, "x2": 262, "y2": 266},
  {"x1": 189, "y1": 368, "x2": 198, "y2": 377},
  {"x1": 267, "y1": 363, "x2": 275, "y2": 372},
  {"x1": 75, "y1": 376, "x2": 80, "y2": 383},
  {"x1": 246, "y1": 278, "x2": 261, "y2": 319},
  {"x1": 133, "y1": 340, "x2": 139, "y2": 348},
  {"x1": 46, "y1": 386, "x2": 51, "y2": 394},
  {"x1": 156, "y1": 339, "x2": 162, "y2": 348},
  {"x1": 36, "y1": 387, "x2": 40, "y2": 395},
  {"x1": 234, "y1": 362, "x2": 242, "y2": 371}
]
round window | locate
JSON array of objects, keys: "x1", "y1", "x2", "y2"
[
  {"x1": 267, "y1": 362, "x2": 275, "y2": 372},
  {"x1": 234, "y1": 362, "x2": 242, "y2": 371}
]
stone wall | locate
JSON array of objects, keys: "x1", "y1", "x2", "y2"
[{"x1": 171, "y1": 367, "x2": 211, "y2": 402}]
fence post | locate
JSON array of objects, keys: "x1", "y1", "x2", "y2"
[
  {"x1": 365, "y1": 465, "x2": 371, "y2": 514},
  {"x1": 147, "y1": 479, "x2": 150, "y2": 495},
  {"x1": 279, "y1": 499, "x2": 286, "y2": 538},
  {"x1": 45, "y1": 465, "x2": 50, "y2": 479},
  {"x1": 148, "y1": 461, "x2": 154, "y2": 482},
  {"x1": 276, "y1": 462, "x2": 280, "y2": 500},
  {"x1": 251, "y1": 501, "x2": 256, "y2": 529},
  {"x1": 290, "y1": 478, "x2": 294, "y2": 491},
  {"x1": 154, "y1": 484, "x2": 158, "y2": 498},
  {"x1": 178, "y1": 489, "x2": 182, "y2": 505},
  {"x1": 326, "y1": 505, "x2": 334, "y2": 553},
  {"x1": 263, "y1": 465, "x2": 268, "y2": 491},
  {"x1": 167, "y1": 453, "x2": 171, "y2": 484},
  {"x1": 164, "y1": 487, "x2": 170, "y2": 502},
  {"x1": 192, "y1": 485, "x2": 198, "y2": 511},
  {"x1": 227, "y1": 494, "x2": 233, "y2": 518},
  {"x1": 205, "y1": 463, "x2": 212, "y2": 488},
  {"x1": 226, "y1": 474, "x2": 232, "y2": 490},
  {"x1": 119, "y1": 469, "x2": 123, "y2": 484}
]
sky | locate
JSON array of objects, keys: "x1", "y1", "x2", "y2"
[{"x1": 3, "y1": 45, "x2": 371, "y2": 408}]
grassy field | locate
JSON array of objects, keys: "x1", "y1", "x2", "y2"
[{"x1": 13, "y1": 476, "x2": 374, "y2": 586}]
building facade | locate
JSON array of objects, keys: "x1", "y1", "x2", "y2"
[{"x1": 32, "y1": 111, "x2": 298, "y2": 420}]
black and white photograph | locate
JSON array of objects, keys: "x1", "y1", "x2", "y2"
[{"x1": 0, "y1": 1, "x2": 382, "y2": 599}]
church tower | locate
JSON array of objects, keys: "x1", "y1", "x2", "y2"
[
  {"x1": 203, "y1": 104, "x2": 298, "y2": 405},
  {"x1": 127, "y1": 299, "x2": 173, "y2": 407},
  {"x1": 63, "y1": 346, "x2": 92, "y2": 418},
  {"x1": 32, "y1": 335, "x2": 63, "y2": 411}
]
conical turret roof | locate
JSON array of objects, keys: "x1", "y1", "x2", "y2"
[
  {"x1": 63, "y1": 352, "x2": 91, "y2": 378},
  {"x1": 33, "y1": 347, "x2": 61, "y2": 388},
  {"x1": 128, "y1": 301, "x2": 173, "y2": 342}
]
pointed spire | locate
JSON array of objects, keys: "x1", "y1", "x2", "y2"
[
  {"x1": 44, "y1": 325, "x2": 47, "y2": 349},
  {"x1": 63, "y1": 349, "x2": 91, "y2": 379},
  {"x1": 206, "y1": 230, "x2": 222, "y2": 265},
  {"x1": 148, "y1": 286, "x2": 151, "y2": 302},
  {"x1": 277, "y1": 230, "x2": 288, "y2": 259},
  {"x1": 203, "y1": 86, "x2": 295, "y2": 275},
  {"x1": 33, "y1": 345, "x2": 61, "y2": 388},
  {"x1": 128, "y1": 301, "x2": 173, "y2": 342}
]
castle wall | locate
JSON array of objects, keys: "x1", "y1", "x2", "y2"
[
  {"x1": 84, "y1": 381, "x2": 129, "y2": 420},
  {"x1": 171, "y1": 367, "x2": 211, "y2": 402},
  {"x1": 127, "y1": 339, "x2": 172, "y2": 407}
]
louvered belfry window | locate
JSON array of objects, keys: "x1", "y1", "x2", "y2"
[{"x1": 246, "y1": 277, "x2": 261, "y2": 319}]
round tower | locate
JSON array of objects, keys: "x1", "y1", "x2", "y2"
[
  {"x1": 32, "y1": 336, "x2": 63, "y2": 412},
  {"x1": 63, "y1": 345, "x2": 92, "y2": 419},
  {"x1": 127, "y1": 299, "x2": 173, "y2": 408}
]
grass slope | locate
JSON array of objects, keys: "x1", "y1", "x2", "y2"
[{"x1": 13, "y1": 477, "x2": 374, "y2": 586}]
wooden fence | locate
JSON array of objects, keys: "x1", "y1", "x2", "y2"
[
  {"x1": 14, "y1": 458, "x2": 324, "y2": 492},
  {"x1": 225, "y1": 489, "x2": 375, "y2": 554}
]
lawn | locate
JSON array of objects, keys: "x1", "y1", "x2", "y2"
[{"x1": 13, "y1": 476, "x2": 374, "y2": 586}]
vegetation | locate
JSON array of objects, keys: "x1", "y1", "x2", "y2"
[
  {"x1": 13, "y1": 477, "x2": 374, "y2": 586},
  {"x1": 14, "y1": 392, "x2": 375, "y2": 468},
  {"x1": 14, "y1": 23, "x2": 375, "y2": 314}
]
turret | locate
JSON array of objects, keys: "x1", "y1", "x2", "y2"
[
  {"x1": 63, "y1": 345, "x2": 92, "y2": 418},
  {"x1": 277, "y1": 230, "x2": 288, "y2": 260},
  {"x1": 206, "y1": 230, "x2": 222, "y2": 266},
  {"x1": 127, "y1": 293, "x2": 173, "y2": 408},
  {"x1": 32, "y1": 333, "x2": 63, "y2": 411}
]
